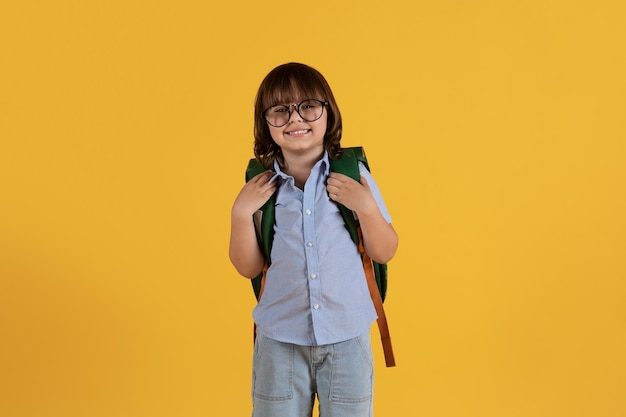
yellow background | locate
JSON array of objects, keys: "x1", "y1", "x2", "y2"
[{"x1": 1, "y1": 1, "x2": 625, "y2": 416}]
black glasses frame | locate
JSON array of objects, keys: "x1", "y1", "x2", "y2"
[{"x1": 261, "y1": 99, "x2": 329, "y2": 127}]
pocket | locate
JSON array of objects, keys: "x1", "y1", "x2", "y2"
[
  {"x1": 329, "y1": 333, "x2": 374, "y2": 404},
  {"x1": 252, "y1": 334, "x2": 294, "y2": 401}
]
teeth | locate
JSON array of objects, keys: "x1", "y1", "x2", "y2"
[{"x1": 288, "y1": 130, "x2": 309, "y2": 135}]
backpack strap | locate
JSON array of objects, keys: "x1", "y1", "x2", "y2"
[
  {"x1": 330, "y1": 148, "x2": 388, "y2": 301},
  {"x1": 329, "y1": 147, "x2": 362, "y2": 243},
  {"x1": 246, "y1": 159, "x2": 275, "y2": 343},
  {"x1": 358, "y1": 228, "x2": 395, "y2": 366},
  {"x1": 331, "y1": 147, "x2": 396, "y2": 367},
  {"x1": 245, "y1": 160, "x2": 275, "y2": 300}
]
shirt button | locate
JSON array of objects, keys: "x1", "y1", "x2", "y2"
[
  {"x1": 313, "y1": 304, "x2": 320, "y2": 310},
  {"x1": 306, "y1": 242, "x2": 313, "y2": 247},
  {"x1": 305, "y1": 209, "x2": 312, "y2": 215},
  {"x1": 310, "y1": 273, "x2": 317, "y2": 279}
]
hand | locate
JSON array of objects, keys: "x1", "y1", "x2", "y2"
[
  {"x1": 328, "y1": 172, "x2": 398, "y2": 263},
  {"x1": 232, "y1": 171, "x2": 277, "y2": 218},
  {"x1": 326, "y1": 172, "x2": 377, "y2": 215}
]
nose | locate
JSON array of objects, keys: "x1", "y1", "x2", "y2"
[{"x1": 287, "y1": 103, "x2": 303, "y2": 123}]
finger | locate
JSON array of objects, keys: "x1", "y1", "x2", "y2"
[
  {"x1": 251, "y1": 170, "x2": 274, "y2": 184},
  {"x1": 327, "y1": 177, "x2": 348, "y2": 189},
  {"x1": 325, "y1": 179, "x2": 337, "y2": 190},
  {"x1": 262, "y1": 181, "x2": 278, "y2": 194},
  {"x1": 329, "y1": 172, "x2": 351, "y2": 182},
  {"x1": 359, "y1": 176, "x2": 369, "y2": 189},
  {"x1": 257, "y1": 178, "x2": 276, "y2": 194},
  {"x1": 263, "y1": 187, "x2": 276, "y2": 198},
  {"x1": 326, "y1": 183, "x2": 341, "y2": 194}
]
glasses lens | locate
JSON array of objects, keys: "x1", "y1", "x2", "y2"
[
  {"x1": 298, "y1": 99, "x2": 324, "y2": 122},
  {"x1": 264, "y1": 105, "x2": 290, "y2": 127},
  {"x1": 263, "y1": 100, "x2": 326, "y2": 127}
]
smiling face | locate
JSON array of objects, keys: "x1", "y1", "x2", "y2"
[
  {"x1": 266, "y1": 98, "x2": 328, "y2": 159},
  {"x1": 253, "y1": 63, "x2": 343, "y2": 169}
]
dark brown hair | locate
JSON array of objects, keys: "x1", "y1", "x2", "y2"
[{"x1": 253, "y1": 63, "x2": 343, "y2": 168}]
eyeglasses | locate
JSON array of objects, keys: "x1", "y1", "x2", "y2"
[{"x1": 261, "y1": 99, "x2": 328, "y2": 127}]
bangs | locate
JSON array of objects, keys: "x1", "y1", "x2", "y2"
[{"x1": 259, "y1": 71, "x2": 326, "y2": 111}]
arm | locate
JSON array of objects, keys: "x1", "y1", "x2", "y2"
[
  {"x1": 326, "y1": 172, "x2": 398, "y2": 264},
  {"x1": 229, "y1": 171, "x2": 277, "y2": 278}
]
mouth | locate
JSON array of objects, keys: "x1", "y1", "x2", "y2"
[{"x1": 286, "y1": 129, "x2": 311, "y2": 136}]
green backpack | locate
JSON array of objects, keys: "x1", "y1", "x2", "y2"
[{"x1": 245, "y1": 146, "x2": 396, "y2": 367}]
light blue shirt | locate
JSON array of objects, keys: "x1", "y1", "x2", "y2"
[{"x1": 253, "y1": 151, "x2": 392, "y2": 346}]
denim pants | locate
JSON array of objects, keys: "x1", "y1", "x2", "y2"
[{"x1": 252, "y1": 331, "x2": 374, "y2": 417}]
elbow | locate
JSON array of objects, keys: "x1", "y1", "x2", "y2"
[
  {"x1": 240, "y1": 266, "x2": 263, "y2": 279},
  {"x1": 369, "y1": 233, "x2": 398, "y2": 264},
  {"x1": 229, "y1": 254, "x2": 264, "y2": 279},
  {"x1": 372, "y1": 253, "x2": 395, "y2": 265},
  {"x1": 371, "y1": 248, "x2": 397, "y2": 264},
  {"x1": 228, "y1": 247, "x2": 265, "y2": 279},
  {"x1": 233, "y1": 264, "x2": 263, "y2": 279}
]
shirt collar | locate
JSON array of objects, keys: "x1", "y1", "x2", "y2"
[{"x1": 273, "y1": 151, "x2": 330, "y2": 179}]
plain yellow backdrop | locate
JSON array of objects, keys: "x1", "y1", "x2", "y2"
[{"x1": 1, "y1": 1, "x2": 625, "y2": 416}]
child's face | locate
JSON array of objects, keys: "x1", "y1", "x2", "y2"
[{"x1": 267, "y1": 98, "x2": 328, "y2": 159}]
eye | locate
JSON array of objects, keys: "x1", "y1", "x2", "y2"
[
  {"x1": 301, "y1": 101, "x2": 319, "y2": 110},
  {"x1": 272, "y1": 106, "x2": 289, "y2": 113}
]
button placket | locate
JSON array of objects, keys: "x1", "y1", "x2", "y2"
[{"x1": 302, "y1": 184, "x2": 321, "y2": 318}]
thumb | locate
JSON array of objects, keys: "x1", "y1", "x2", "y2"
[{"x1": 359, "y1": 175, "x2": 370, "y2": 189}]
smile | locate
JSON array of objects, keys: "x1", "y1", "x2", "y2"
[{"x1": 286, "y1": 129, "x2": 311, "y2": 136}]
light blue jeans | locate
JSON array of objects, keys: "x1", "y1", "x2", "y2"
[{"x1": 252, "y1": 331, "x2": 374, "y2": 417}]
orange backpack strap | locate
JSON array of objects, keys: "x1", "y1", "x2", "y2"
[{"x1": 359, "y1": 228, "x2": 396, "y2": 367}]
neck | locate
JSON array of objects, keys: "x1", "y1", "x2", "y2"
[{"x1": 282, "y1": 149, "x2": 325, "y2": 189}]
